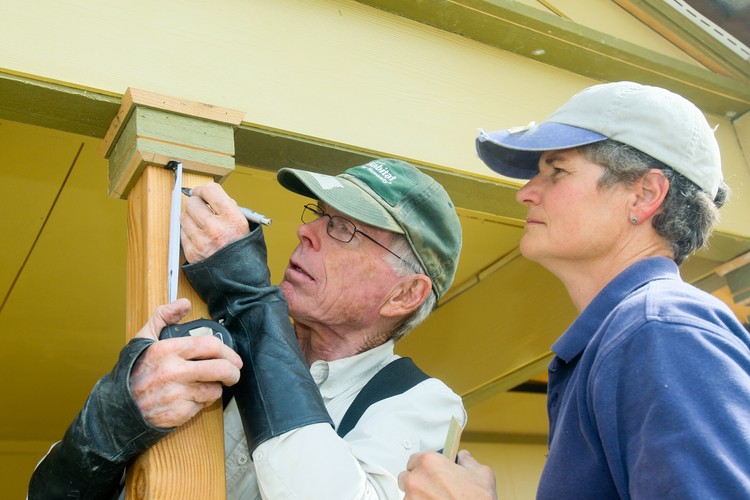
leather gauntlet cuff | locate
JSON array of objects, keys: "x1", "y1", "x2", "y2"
[
  {"x1": 28, "y1": 338, "x2": 173, "y2": 499},
  {"x1": 184, "y1": 229, "x2": 333, "y2": 453},
  {"x1": 183, "y1": 231, "x2": 274, "y2": 320},
  {"x1": 231, "y1": 299, "x2": 334, "y2": 453}
]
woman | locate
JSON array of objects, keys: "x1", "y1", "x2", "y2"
[{"x1": 399, "y1": 81, "x2": 750, "y2": 499}]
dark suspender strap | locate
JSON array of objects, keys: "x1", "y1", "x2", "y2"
[{"x1": 336, "y1": 357, "x2": 430, "y2": 438}]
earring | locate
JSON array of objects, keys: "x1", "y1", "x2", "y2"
[{"x1": 631, "y1": 216, "x2": 639, "y2": 224}]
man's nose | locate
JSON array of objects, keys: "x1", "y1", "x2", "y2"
[{"x1": 296, "y1": 217, "x2": 325, "y2": 250}]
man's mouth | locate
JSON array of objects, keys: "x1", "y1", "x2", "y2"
[{"x1": 288, "y1": 261, "x2": 314, "y2": 281}]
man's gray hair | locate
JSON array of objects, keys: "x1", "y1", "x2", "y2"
[
  {"x1": 580, "y1": 139, "x2": 729, "y2": 265},
  {"x1": 384, "y1": 235, "x2": 437, "y2": 342}
]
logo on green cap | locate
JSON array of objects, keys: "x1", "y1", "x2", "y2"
[
  {"x1": 361, "y1": 160, "x2": 398, "y2": 184},
  {"x1": 355, "y1": 160, "x2": 416, "y2": 207}
]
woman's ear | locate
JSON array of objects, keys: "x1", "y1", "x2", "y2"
[
  {"x1": 380, "y1": 275, "x2": 432, "y2": 318},
  {"x1": 631, "y1": 168, "x2": 669, "y2": 223}
]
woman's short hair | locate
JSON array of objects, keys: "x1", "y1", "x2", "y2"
[{"x1": 580, "y1": 139, "x2": 729, "y2": 265}]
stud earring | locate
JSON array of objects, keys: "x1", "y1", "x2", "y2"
[{"x1": 631, "y1": 216, "x2": 639, "y2": 224}]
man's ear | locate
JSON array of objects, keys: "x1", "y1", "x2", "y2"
[
  {"x1": 380, "y1": 275, "x2": 432, "y2": 318},
  {"x1": 631, "y1": 168, "x2": 669, "y2": 222}
]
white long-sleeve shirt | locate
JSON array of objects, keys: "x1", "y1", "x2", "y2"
[{"x1": 224, "y1": 340, "x2": 466, "y2": 499}]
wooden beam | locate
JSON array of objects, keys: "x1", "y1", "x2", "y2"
[
  {"x1": 717, "y1": 251, "x2": 750, "y2": 307},
  {"x1": 102, "y1": 88, "x2": 244, "y2": 498},
  {"x1": 726, "y1": 265, "x2": 750, "y2": 307},
  {"x1": 715, "y1": 251, "x2": 750, "y2": 277},
  {"x1": 460, "y1": 352, "x2": 555, "y2": 409}
]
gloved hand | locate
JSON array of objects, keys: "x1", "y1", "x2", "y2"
[{"x1": 27, "y1": 337, "x2": 169, "y2": 499}]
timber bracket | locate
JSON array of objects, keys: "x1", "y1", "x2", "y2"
[{"x1": 99, "y1": 87, "x2": 244, "y2": 199}]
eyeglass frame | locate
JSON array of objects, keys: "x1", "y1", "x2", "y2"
[{"x1": 300, "y1": 203, "x2": 416, "y2": 271}]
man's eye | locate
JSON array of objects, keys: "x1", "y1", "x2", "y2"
[
  {"x1": 331, "y1": 218, "x2": 348, "y2": 233},
  {"x1": 332, "y1": 218, "x2": 355, "y2": 238}
]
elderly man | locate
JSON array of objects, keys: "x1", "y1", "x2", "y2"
[{"x1": 29, "y1": 158, "x2": 465, "y2": 499}]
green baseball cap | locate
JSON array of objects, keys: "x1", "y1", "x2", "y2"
[{"x1": 277, "y1": 158, "x2": 462, "y2": 299}]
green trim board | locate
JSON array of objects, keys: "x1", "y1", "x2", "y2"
[
  {"x1": 104, "y1": 105, "x2": 236, "y2": 199},
  {"x1": 233, "y1": 122, "x2": 528, "y2": 221},
  {"x1": 354, "y1": 0, "x2": 750, "y2": 119},
  {"x1": 611, "y1": 0, "x2": 750, "y2": 81},
  {"x1": 0, "y1": 73, "x2": 119, "y2": 137}
]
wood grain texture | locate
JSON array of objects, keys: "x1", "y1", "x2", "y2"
[{"x1": 124, "y1": 166, "x2": 226, "y2": 499}]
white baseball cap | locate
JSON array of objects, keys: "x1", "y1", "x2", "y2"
[{"x1": 476, "y1": 81, "x2": 723, "y2": 198}]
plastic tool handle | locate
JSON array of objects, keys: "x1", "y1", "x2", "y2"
[{"x1": 159, "y1": 318, "x2": 235, "y2": 351}]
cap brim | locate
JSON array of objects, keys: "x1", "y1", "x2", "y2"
[
  {"x1": 277, "y1": 167, "x2": 404, "y2": 233},
  {"x1": 476, "y1": 123, "x2": 607, "y2": 179}
]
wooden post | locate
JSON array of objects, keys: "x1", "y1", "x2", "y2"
[{"x1": 100, "y1": 88, "x2": 244, "y2": 498}]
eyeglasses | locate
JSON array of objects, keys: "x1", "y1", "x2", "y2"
[{"x1": 301, "y1": 204, "x2": 413, "y2": 268}]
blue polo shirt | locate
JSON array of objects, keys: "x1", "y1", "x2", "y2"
[{"x1": 537, "y1": 257, "x2": 750, "y2": 499}]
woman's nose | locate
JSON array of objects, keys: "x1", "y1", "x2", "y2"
[{"x1": 516, "y1": 174, "x2": 541, "y2": 205}]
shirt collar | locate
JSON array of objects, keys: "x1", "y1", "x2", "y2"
[
  {"x1": 552, "y1": 256, "x2": 680, "y2": 363},
  {"x1": 309, "y1": 340, "x2": 396, "y2": 398}
]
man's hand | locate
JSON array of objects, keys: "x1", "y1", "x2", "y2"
[
  {"x1": 181, "y1": 182, "x2": 251, "y2": 263},
  {"x1": 398, "y1": 450, "x2": 498, "y2": 500},
  {"x1": 130, "y1": 298, "x2": 243, "y2": 428}
]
